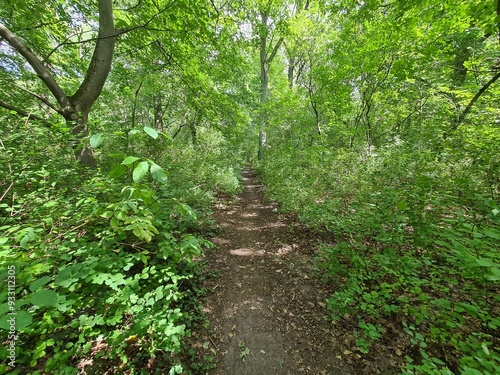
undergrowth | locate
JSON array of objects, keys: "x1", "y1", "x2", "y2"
[
  {"x1": 257, "y1": 135, "x2": 499, "y2": 375},
  {"x1": 0, "y1": 119, "x2": 243, "y2": 374}
]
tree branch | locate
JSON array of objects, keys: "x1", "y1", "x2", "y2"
[
  {"x1": 44, "y1": 29, "x2": 96, "y2": 63},
  {"x1": 12, "y1": 20, "x2": 65, "y2": 33},
  {"x1": 266, "y1": 37, "x2": 284, "y2": 64},
  {"x1": 0, "y1": 23, "x2": 71, "y2": 111},
  {"x1": 0, "y1": 99, "x2": 54, "y2": 127},
  {"x1": 13, "y1": 84, "x2": 64, "y2": 114},
  {"x1": 453, "y1": 70, "x2": 500, "y2": 129},
  {"x1": 44, "y1": 0, "x2": 175, "y2": 60}
]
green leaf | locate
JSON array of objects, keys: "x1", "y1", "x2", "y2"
[
  {"x1": 0, "y1": 237, "x2": 8, "y2": 245},
  {"x1": 143, "y1": 126, "x2": 159, "y2": 139},
  {"x1": 110, "y1": 217, "x2": 119, "y2": 229},
  {"x1": 90, "y1": 134, "x2": 104, "y2": 148},
  {"x1": 461, "y1": 367, "x2": 484, "y2": 375},
  {"x1": 485, "y1": 267, "x2": 500, "y2": 281},
  {"x1": 0, "y1": 310, "x2": 33, "y2": 330},
  {"x1": 396, "y1": 201, "x2": 407, "y2": 210},
  {"x1": 20, "y1": 230, "x2": 39, "y2": 250},
  {"x1": 177, "y1": 203, "x2": 196, "y2": 219},
  {"x1": 481, "y1": 343, "x2": 490, "y2": 355},
  {"x1": 29, "y1": 276, "x2": 52, "y2": 292},
  {"x1": 122, "y1": 156, "x2": 140, "y2": 166},
  {"x1": 482, "y1": 229, "x2": 499, "y2": 239},
  {"x1": 30, "y1": 290, "x2": 59, "y2": 307},
  {"x1": 133, "y1": 161, "x2": 149, "y2": 183},
  {"x1": 110, "y1": 164, "x2": 128, "y2": 178},
  {"x1": 475, "y1": 258, "x2": 496, "y2": 267},
  {"x1": 101, "y1": 211, "x2": 113, "y2": 219},
  {"x1": 150, "y1": 162, "x2": 168, "y2": 183},
  {"x1": 169, "y1": 364, "x2": 183, "y2": 375}
]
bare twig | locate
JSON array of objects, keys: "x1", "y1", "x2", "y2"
[
  {"x1": 0, "y1": 99, "x2": 54, "y2": 127},
  {"x1": 13, "y1": 83, "x2": 63, "y2": 114},
  {"x1": 0, "y1": 181, "x2": 14, "y2": 203}
]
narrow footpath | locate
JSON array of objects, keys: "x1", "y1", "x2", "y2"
[{"x1": 194, "y1": 168, "x2": 399, "y2": 374}]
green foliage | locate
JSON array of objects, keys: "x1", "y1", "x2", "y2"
[
  {"x1": 0, "y1": 109, "x2": 240, "y2": 373},
  {"x1": 253, "y1": 1, "x2": 500, "y2": 372},
  {"x1": 2, "y1": 0, "x2": 500, "y2": 373},
  {"x1": 258, "y1": 139, "x2": 499, "y2": 373}
]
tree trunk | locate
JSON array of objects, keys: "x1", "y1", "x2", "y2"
[
  {"x1": 70, "y1": 109, "x2": 96, "y2": 167},
  {"x1": 69, "y1": 0, "x2": 116, "y2": 167},
  {"x1": 288, "y1": 55, "x2": 295, "y2": 89},
  {"x1": 154, "y1": 94, "x2": 164, "y2": 130},
  {"x1": 258, "y1": 12, "x2": 269, "y2": 160}
]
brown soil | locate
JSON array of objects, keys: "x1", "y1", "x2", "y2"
[{"x1": 193, "y1": 168, "x2": 402, "y2": 374}]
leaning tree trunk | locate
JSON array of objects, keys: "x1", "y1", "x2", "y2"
[{"x1": 67, "y1": 0, "x2": 116, "y2": 167}]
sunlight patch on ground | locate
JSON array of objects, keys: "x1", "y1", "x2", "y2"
[
  {"x1": 276, "y1": 243, "x2": 297, "y2": 255},
  {"x1": 228, "y1": 223, "x2": 288, "y2": 231},
  {"x1": 240, "y1": 212, "x2": 258, "y2": 218},
  {"x1": 244, "y1": 184, "x2": 262, "y2": 188},
  {"x1": 210, "y1": 237, "x2": 231, "y2": 245},
  {"x1": 229, "y1": 248, "x2": 265, "y2": 256}
]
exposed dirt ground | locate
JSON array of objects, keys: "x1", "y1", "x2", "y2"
[{"x1": 192, "y1": 168, "x2": 402, "y2": 374}]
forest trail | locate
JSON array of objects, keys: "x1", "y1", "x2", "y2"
[{"x1": 196, "y1": 168, "x2": 365, "y2": 375}]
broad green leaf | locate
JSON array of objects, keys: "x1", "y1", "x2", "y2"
[
  {"x1": 475, "y1": 258, "x2": 496, "y2": 267},
  {"x1": 177, "y1": 203, "x2": 196, "y2": 219},
  {"x1": 110, "y1": 164, "x2": 127, "y2": 178},
  {"x1": 143, "y1": 126, "x2": 159, "y2": 139},
  {"x1": 29, "y1": 276, "x2": 52, "y2": 292},
  {"x1": 20, "y1": 231, "x2": 38, "y2": 250},
  {"x1": 133, "y1": 161, "x2": 149, "y2": 183},
  {"x1": 0, "y1": 304, "x2": 8, "y2": 315},
  {"x1": 0, "y1": 237, "x2": 8, "y2": 245},
  {"x1": 100, "y1": 211, "x2": 113, "y2": 219},
  {"x1": 122, "y1": 156, "x2": 140, "y2": 166},
  {"x1": 110, "y1": 217, "x2": 119, "y2": 229},
  {"x1": 150, "y1": 162, "x2": 168, "y2": 183},
  {"x1": 89, "y1": 134, "x2": 103, "y2": 148},
  {"x1": 0, "y1": 310, "x2": 32, "y2": 330},
  {"x1": 30, "y1": 290, "x2": 59, "y2": 307},
  {"x1": 485, "y1": 267, "x2": 500, "y2": 281}
]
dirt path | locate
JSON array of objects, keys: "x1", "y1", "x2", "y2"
[{"x1": 195, "y1": 168, "x2": 398, "y2": 374}]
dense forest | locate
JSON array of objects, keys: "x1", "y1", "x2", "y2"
[{"x1": 0, "y1": 0, "x2": 499, "y2": 374}]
